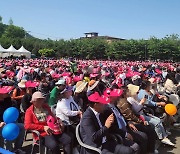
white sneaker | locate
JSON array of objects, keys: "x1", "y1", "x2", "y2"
[
  {"x1": 173, "y1": 123, "x2": 180, "y2": 128},
  {"x1": 161, "y1": 138, "x2": 175, "y2": 146}
]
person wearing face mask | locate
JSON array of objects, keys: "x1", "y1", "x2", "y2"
[{"x1": 101, "y1": 88, "x2": 147, "y2": 154}]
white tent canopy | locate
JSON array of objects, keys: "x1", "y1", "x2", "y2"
[
  {"x1": 0, "y1": 44, "x2": 6, "y2": 52},
  {"x1": 18, "y1": 46, "x2": 31, "y2": 58},
  {"x1": 0, "y1": 44, "x2": 31, "y2": 58},
  {"x1": 3, "y1": 45, "x2": 19, "y2": 57},
  {"x1": 0, "y1": 44, "x2": 7, "y2": 57},
  {"x1": 7, "y1": 44, "x2": 19, "y2": 52}
]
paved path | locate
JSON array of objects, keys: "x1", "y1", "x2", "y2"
[
  {"x1": 22, "y1": 128, "x2": 180, "y2": 154},
  {"x1": 158, "y1": 128, "x2": 180, "y2": 154}
]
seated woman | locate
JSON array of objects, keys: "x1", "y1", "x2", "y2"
[
  {"x1": 56, "y1": 86, "x2": 82, "y2": 149},
  {"x1": 56, "y1": 86, "x2": 82, "y2": 126},
  {"x1": 138, "y1": 80, "x2": 167, "y2": 114},
  {"x1": 164, "y1": 72, "x2": 178, "y2": 95},
  {"x1": 127, "y1": 84, "x2": 174, "y2": 146},
  {"x1": 11, "y1": 80, "x2": 27, "y2": 107},
  {"x1": 24, "y1": 91, "x2": 72, "y2": 154},
  {"x1": 21, "y1": 81, "x2": 38, "y2": 112},
  {"x1": 73, "y1": 81, "x2": 88, "y2": 112}
]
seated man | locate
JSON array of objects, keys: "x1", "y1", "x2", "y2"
[
  {"x1": 101, "y1": 88, "x2": 149, "y2": 154},
  {"x1": 80, "y1": 92, "x2": 137, "y2": 154},
  {"x1": 0, "y1": 91, "x2": 25, "y2": 153}
]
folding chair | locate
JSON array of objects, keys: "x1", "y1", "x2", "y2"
[
  {"x1": 30, "y1": 130, "x2": 47, "y2": 154},
  {"x1": 75, "y1": 123, "x2": 102, "y2": 154},
  {"x1": 30, "y1": 130, "x2": 64, "y2": 154}
]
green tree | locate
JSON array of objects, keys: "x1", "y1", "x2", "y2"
[
  {"x1": 38, "y1": 48, "x2": 55, "y2": 57},
  {"x1": 2, "y1": 25, "x2": 25, "y2": 39}
]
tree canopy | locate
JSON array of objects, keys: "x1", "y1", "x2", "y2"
[
  {"x1": 0, "y1": 16, "x2": 180, "y2": 61},
  {"x1": 38, "y1": 48, "x2": 55, "y2": 57}
]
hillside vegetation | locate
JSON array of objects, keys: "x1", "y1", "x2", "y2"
[{"x1": 0, "y1": 16, "x2": 180, "y2": 61}]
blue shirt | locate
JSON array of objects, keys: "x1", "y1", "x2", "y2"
[{"x1": 138, "y1": 89, "x2": 157, "y2": 106}]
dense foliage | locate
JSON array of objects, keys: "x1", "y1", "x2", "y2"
[
  {"x1": 38, "y1": 48, "x2": 55, "y2": 57},
  {"x1": 0, "y1": 16, "x2": 180, "y2": 61}
]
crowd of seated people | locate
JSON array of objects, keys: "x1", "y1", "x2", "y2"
[{"x1": 0, "y1": 58, "x2": 180, "y2": 154}]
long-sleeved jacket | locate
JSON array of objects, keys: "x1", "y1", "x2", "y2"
[
  {"x1": 80, "y1": 107, "x2": 109, "y2": 154},
  {"x1": 100, "y1": 105, "x2": 127, "y2": 138},
  {"x1": 24, "y1": 104, "x2": 53, "y2": 141}
]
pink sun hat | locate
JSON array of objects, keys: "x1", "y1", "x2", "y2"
[
  {"x1": 104, "y1": 88, "x2": 123, "y2": 97},
  {"x1": 73, "y1": 76, "x2": 82, "y2": 82},
  {"x1": 0, "y1": 86, "x2": 14, "y2": 94},
  {"x1": 6, "y1": 70, "x2": 15, "y2": 78},
  {"x1": 25, "y1": 81, "x2": 40, "y2": 88},
  {"x1": 88, "y1": 92, "x2": 110, "y2": 104},
  {"x1": 90, "y1": 73, "x2": 99, "y2": 78},
  {"x1": 52, "y1": 73, "x2": 61, "y2": 79}
]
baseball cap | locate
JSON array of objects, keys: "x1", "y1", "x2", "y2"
[
  {"x1": 55, "y1": 79, "x2": 66, "y2": 85},
  {"x1": 31, "y1": 91, "x2": 45, "y2": 102}
]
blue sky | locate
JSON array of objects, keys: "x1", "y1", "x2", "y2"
[{"x1": 0, "y1": 0, "x2": 180, "y2": 40}]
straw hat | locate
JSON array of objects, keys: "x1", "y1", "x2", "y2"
[
  {"x1": 127, "y1": 84, "x2": 139, "y2": 96},
  {"x1": 0, "y1": 68, "x2": 5, "y2": 73},
  {"x1": 18, "y1": 80, "x2": 27, "y2": 88},
  {"x1": 87, "y1": 80, "x2": 99, "y2": 91},
  {"x1": 75, "y1": 81, "x2": 87, "y2": 93}
]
